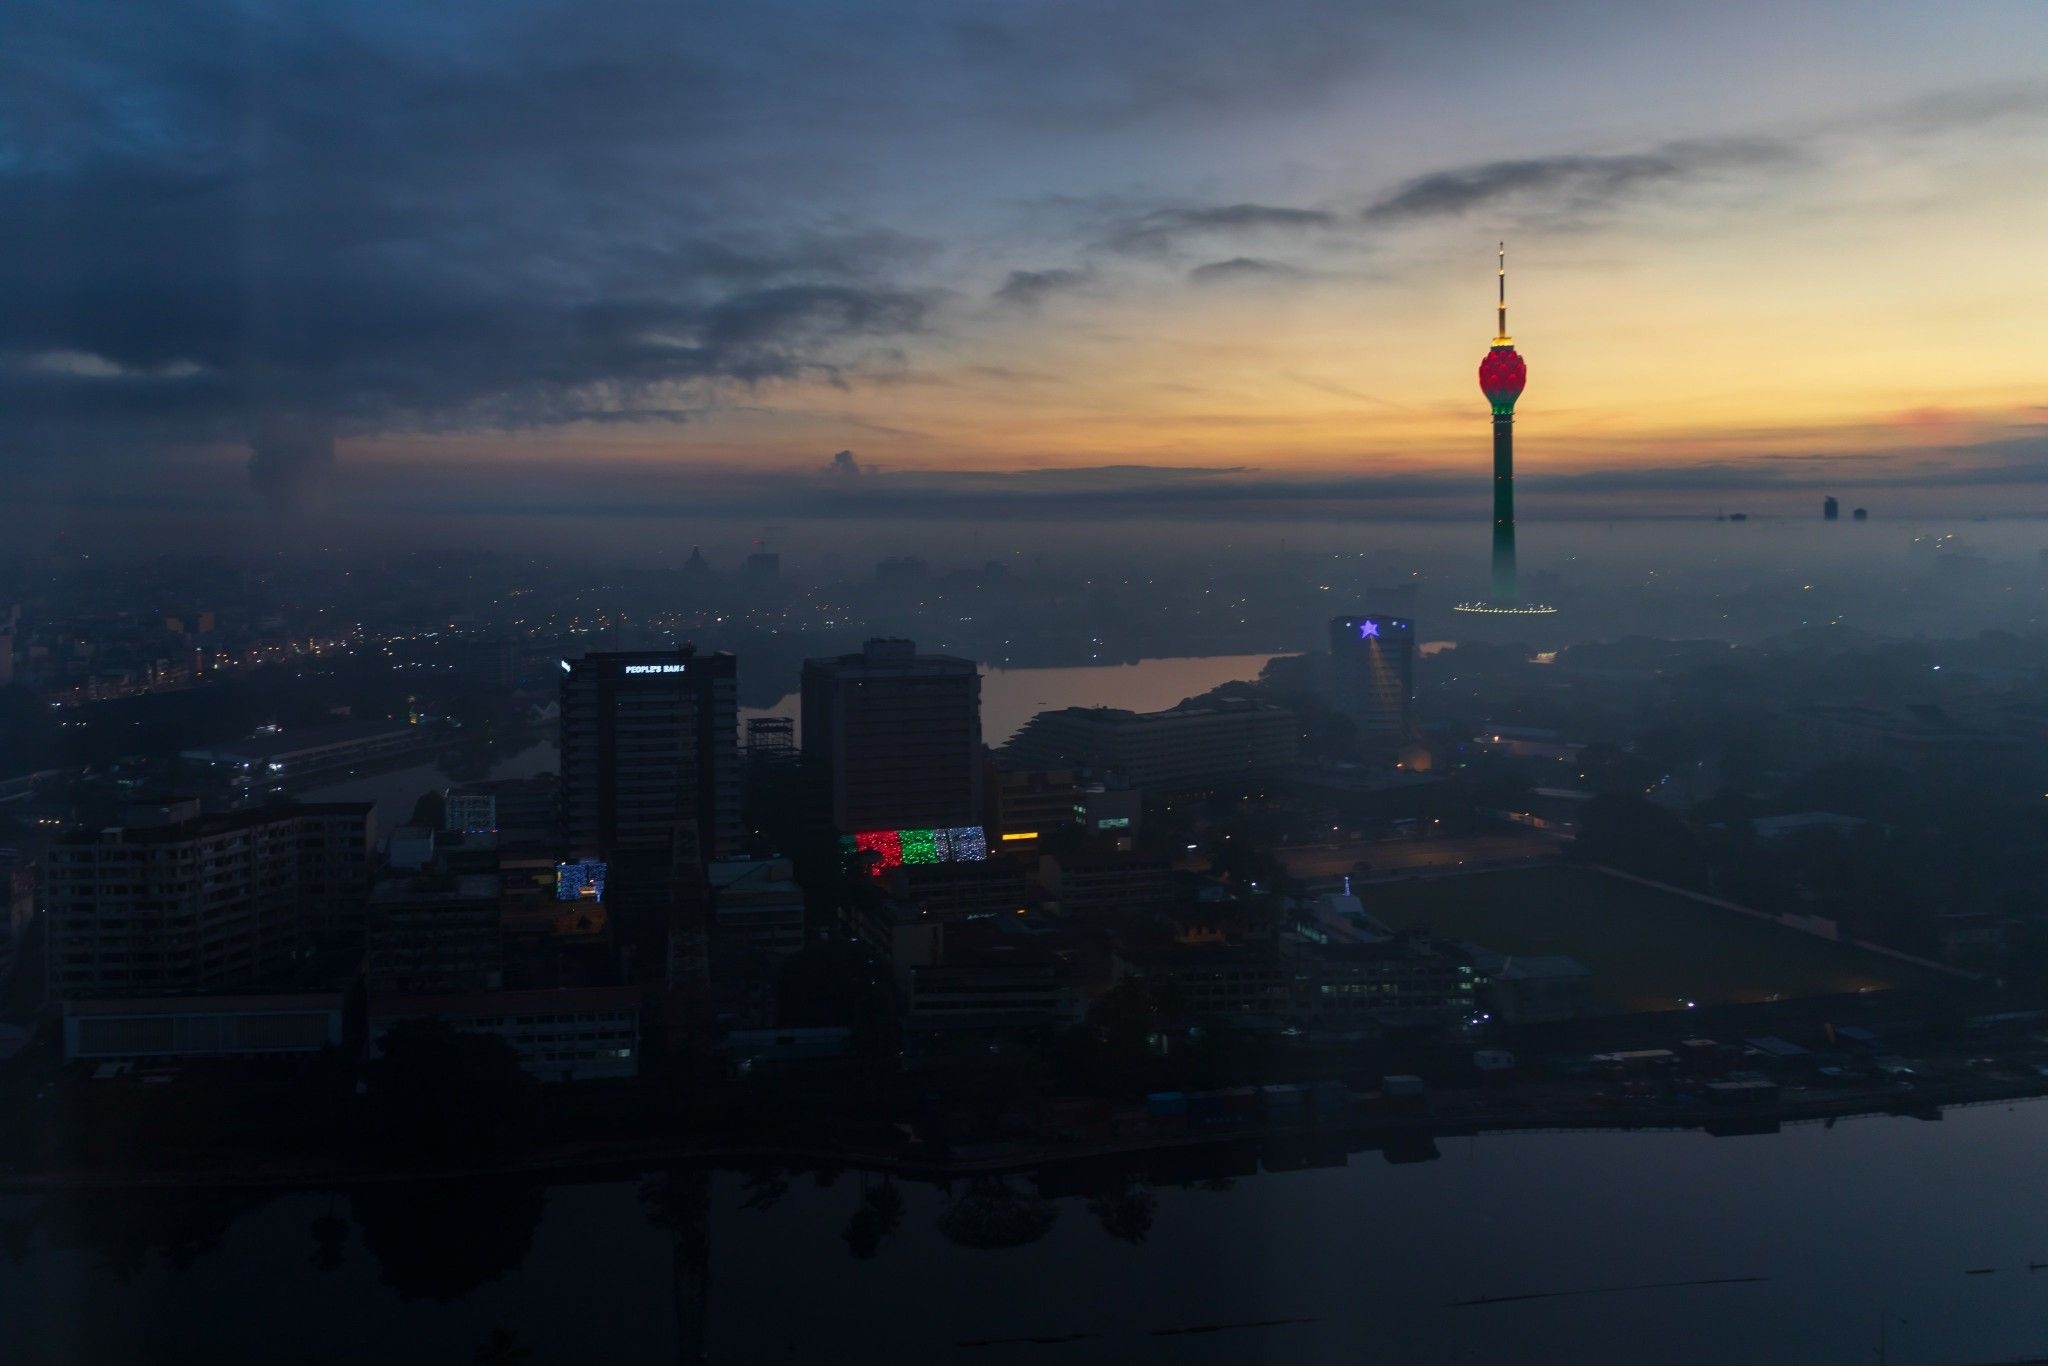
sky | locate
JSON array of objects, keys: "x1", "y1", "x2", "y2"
[{"x1": 3, "y1": 0, "x2": 2047, "y2": 531}]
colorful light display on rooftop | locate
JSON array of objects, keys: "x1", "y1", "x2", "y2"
[{"x1": 844, "y1": 825, "x2": 990, "y2": 875}]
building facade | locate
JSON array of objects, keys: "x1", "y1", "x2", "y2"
[
  {"x1": 44, "y1": 803, "x2": 374, "y2": 999},
  {"x1": 1327, "y1": 615, "x2": 1415, "y2": 749},
  {"x1": 559, "y1": 649, "x2": 740, "y2": 862},
  {"x1": 801, "y1": 638, "x2": 982, "y2": 833}
]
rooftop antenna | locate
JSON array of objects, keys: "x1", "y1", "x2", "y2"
[{"x1": 1495, "y1": 241, "x2": 1510, "y2": 345}]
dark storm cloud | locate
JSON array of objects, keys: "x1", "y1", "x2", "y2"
[
  {"x1": 0, "y1": 1, "x2": 943, "y2": 477},
  {"x1": 1364, "y1": 139, "x2": 1795, "y2": 222},
  {"x1": 993, "y1": 268, "x2": 1090, "y2": 307},
  {"x1": 1188, "y1": 257, "x2": 1307, "y2": 285},
  {"x1": 1107, "y1": 204, "x2": 1338, "y2": 255}
]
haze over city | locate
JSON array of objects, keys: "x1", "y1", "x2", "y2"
[{"x1": 9, "y1": 5, "x2": 2048, "y2": 1365}]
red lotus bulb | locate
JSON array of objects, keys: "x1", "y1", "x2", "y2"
[{"x1": 1480, "y1": 345, "x2": 1526, "y2": 415}]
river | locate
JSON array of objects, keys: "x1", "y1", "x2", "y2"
[
  {"x1": 9, "y1": 1102, "x2": 2048, "y2": 1363},
  {"x1": 299, "y1": 652, "x2": 1284, "y2": 828}
]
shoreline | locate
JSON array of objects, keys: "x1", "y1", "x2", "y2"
[{"x1": 9, "y1": 1074, "x2": 2042, "y2": 1195}]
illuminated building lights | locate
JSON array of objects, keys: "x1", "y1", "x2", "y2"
[
  {"x1": 1452, "y1": 601, "x2": 1557, "y2": 615},
  {"x1": 999, "y1": 831, "x2": 1038, "y2": 842},
  {"x1": 900, "y1": 828, "x2": 939, "y2": 864},
  {"x1": 555, "y1": 859, "x2": 608, "y2": 902},
  {"x1": 843, "y1": 825, "x2": 989, "y2": 875}
]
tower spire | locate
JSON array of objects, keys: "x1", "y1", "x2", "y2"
[{"x1": 1495, "y1": 241, "x2": 1510, "y2": 345}]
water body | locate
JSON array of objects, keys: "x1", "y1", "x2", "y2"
[
  {"x1": 10, "y1": 1102, "x2": 2048, "y2": 1363},
  {"x1": 300, "y1": 654, "x2": 1282, "y2": 828},
  {"x1": 742, "y1": 651, "x2": 1284, "y2": 750}
]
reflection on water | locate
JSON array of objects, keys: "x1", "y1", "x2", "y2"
[{"x1": 11, "y1": 1101, "x2": 2048, "y2": 1364}]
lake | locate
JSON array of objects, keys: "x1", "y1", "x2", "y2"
[
  {"x1": 10, "y1": 1102, "x2": 2048, "y2": 1363},
  {"x1": 301, "y1": 652, "x2": 1284, "y2": 828}
]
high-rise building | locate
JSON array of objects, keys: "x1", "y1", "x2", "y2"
[
  {"x1": 45, "y1": 803, "x2": 375, "y2": 999},
  {"x1": 1328, "y1": 614, "x2": 1415, "y2": 747},
  {"x1": 745, "y1": 715, "x2": 796, "y2": 765},
  {"x1": 1456, "y1": 244, "x2": 1554, "y2": 616},
  {"x1": 1824, "y1": 496, "x2": 1840, "y2": 521},
  {"x1": 801, "y1": 638, "x2": 982, "y2": 833},
  {"x1": 559, "y1": 649, "x2": 740, "y2": 862}
]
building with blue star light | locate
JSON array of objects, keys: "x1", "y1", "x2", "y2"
[{"x1": 1328, "y1": 614, "x2": 1415, "y2": 753}]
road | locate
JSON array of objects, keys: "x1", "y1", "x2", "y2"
[{"x1": 1277, "y1": 831, "x2": 1563, "y2": 882}]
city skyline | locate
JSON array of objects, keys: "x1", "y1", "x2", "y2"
[{"x1": 3, "y1": 3, "x2": 2048, "y2": 533}]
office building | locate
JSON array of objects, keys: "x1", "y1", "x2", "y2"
[
  {"x1": 559, "y1": 648, "x2": 740, "y2": 862},
  {"x1": 443, "y1": 793, "x2": 498, "y2": 837},
  {"x1": 1002, "y1": 699, "x2": 1296, "y2": 792},
  {"x1": 801, "y1": 638, "x2": 982, "y2": 833},
  {"x1": 1823, "y1": 496, "x2": 1840, "y2": 521},
  {"x1": 1328, "y1": 614, "x2": 1415, "y2": 749},
  {"x1": 982, "y1": 757, "x2": 1082, "y2": 850},
  {"x1": 45, "y1": 803, "x2": 374, "y2": 999}
]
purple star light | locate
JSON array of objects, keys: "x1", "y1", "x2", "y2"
[{"x1": 1359, "y1": 620, "x2": 1380, "y2": 638}]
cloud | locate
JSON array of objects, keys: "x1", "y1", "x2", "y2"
[
  {"x1": 1188, "y1": 256, "x2": 1306, "y2": 285},
  {"x1": 1364, "y1": 139, "x2": 1795, "y2": 222},
  {"x1": 993, "y1": 268, "x2": 1090, "y2": 307},
  {"x1": 1107, "y1": 203, "x2": 1337, "y2": 255},
  {"x1": 0, "y1": 3, "x2": 939, "y2": 466},
  {"x1": 826, "y1": 449, "x2": 863, "y2": 477}
]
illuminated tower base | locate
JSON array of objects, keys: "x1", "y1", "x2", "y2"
[{"x1": 1455, "y1": 243, "x2": 1554, "y2": 616}]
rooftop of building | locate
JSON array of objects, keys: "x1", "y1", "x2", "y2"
[
  {"x1": 62, "y1": 993, "x2": 346, "y2": 1016},
  {"x1": 57, "y1": 801, "x2": 374, "y2": 846},
  {"x1": 805, "y1": 637, "x2": 979, "y2": 675},
  {"x1": 367, "y1": 984, "x2": 641, "y2": 1018},
  {"x1": 370, "y1": 872, "x2": 501, "y2": 905},
  {"x1": 707, "y1": 855, "x2": 799, "y2": 890},
  {"x1": 1492, "y1": 954, "x2": 1593, "y2": 981}
]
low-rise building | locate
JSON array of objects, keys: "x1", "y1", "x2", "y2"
[
  {"x1": 881, "y1": 856, "x2": 1033, "y2": 920},
  {"x1": 982, "y1": 758, "x2": 1081, "y2": 851},
  {"x1": 1039, "y1": 850, "x2": 1175, "y2": 916},
  {"x1": 1487, "y1": 954, "x2": 1594, "y2": 1023},
  {"x1": 708, "y1": 856, "x2": 807, "y2": 959},
  {"x1": 62, "y1": 993, "x2": 344, "y2": 1062},
  {"x1": 368, "y1": 985, "x2": 640, "y2": 1082},
  {"x1": 45, "y1": 803, "x2": 374, "y2": 999},
  {"x1": 364, "y1": 874, "x2": 504, "y2": 994}
]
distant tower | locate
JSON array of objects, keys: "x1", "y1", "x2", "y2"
[
  {"x1": 1823, "y1": 496, "x2": 1840, "y2": 521},
  {"x1": 1457, "y1": 244, "x2": 1553, "y2": 615}
]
